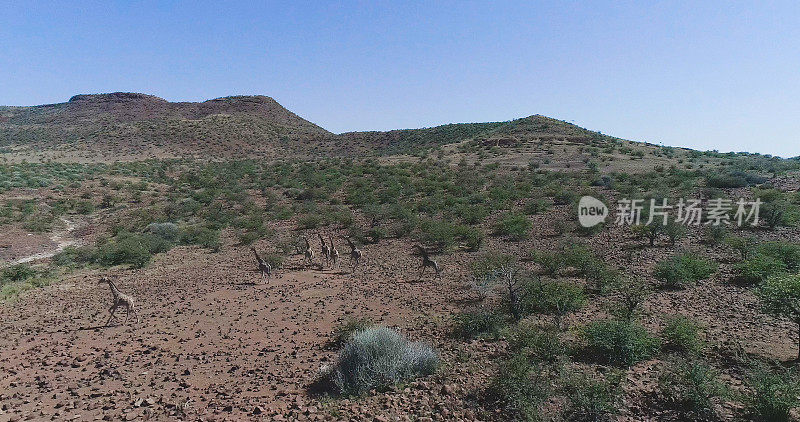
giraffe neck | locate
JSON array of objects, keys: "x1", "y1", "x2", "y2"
[{"x1": 107, "y1": 280, "x2": 121, "y2": 297}]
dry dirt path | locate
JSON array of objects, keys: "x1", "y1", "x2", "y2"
[{"x1": 12, "y1": 217, "x2": 82, "y2": 265}]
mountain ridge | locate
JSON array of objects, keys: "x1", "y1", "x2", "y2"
[{"x1": 0, "y1": 92, "x2": 650, "y2": 163}]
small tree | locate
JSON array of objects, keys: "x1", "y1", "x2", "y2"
[
  {"x1": 663, "y1": 220, "x2": 687, "y2": 247},
  {"x1": 632, "y1": 224, "x2": 662, "y2": 247},
  {"x1": 756, "y1": 274, "x2": 800, "y2": 360},
  {"x1": 610, "y1": 278, "x2": 651, "y2": 321},
  {"x1": 725, "y1": 235, "x2": 758, "y2": 261},
  {"x1": 472, "y1": 254, "x2": 527, "y2": 321}
]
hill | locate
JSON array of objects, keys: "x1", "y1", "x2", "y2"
[
  {"x1": 0, "y1": 92, "x2": 631, "y2": 163},
  {"x1": 0, "y1": 93, "x2": 331, "y2": 161}
]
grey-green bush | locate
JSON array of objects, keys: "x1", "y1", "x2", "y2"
[{"x1": 329, "y1": 326, "x2": 438, "y2": 396}]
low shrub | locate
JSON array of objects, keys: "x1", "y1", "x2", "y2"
[
  {"x1": 654, "y1": 253, "x2": 717, "y2": 288},
  {"x1": 488, "y1": 353, "x2": 551, "y2": 421},
  {"x1": 532, "y1": 250, "x2": 565, "y2": 276},
  {"x1": 725, "y1": 235, "x2": 758, "y2": 260},
  {"x1": 661, "y1": 315, "x2": 704, "y2": 355},
  {"x1": 524, "y1": 199, "x2": 549, "y2": 215},
  {"x1": 756, "y1": 274, "x2": 800, "y2": 359},
  {"x1": 493, "y1": 212, "x2": 532, "y2": 241},
  {"x1": 508, "y1": 323, "x2": 566, "y2": 362},
  {"x1": 180, "y1": 225, "x2": 221, "y2": 252},
  {"x1": 522, "y1": 280, "x2": 586, "y2": 326},
  {"x1": 757, "y1": 241, "x2": 800, "y2": 272},
  {"x1": 663, "y1": 221, "x2": 687, "y2": 246},
  {"x1": 94, "y1": 232, "x2": 172, "y2": 268},
  {"x1": 1, "y1": 264, "x2": 37, "y2": 285},
  {"x1": 703, "y1": 225, "x2": 727, "y2": 245},
  {"x1": 582, "y1": 319, "x2": 660, "y2": 367},
  {"x1": 52, "y1": 246, "x2": 95, "y2": 267},
  {"x1": 453, "y1": 311, "x2": 505, "y2": 339},
  {"x1": 746, "y1": 365, "x2": 800, "y2": 422},
  {"x1": 610, "y1": 278, "x2": 651, "y2": 321},
  {"x1": 734, "y1": 254, "x2": 787, "y2": 284},
  {"x1": 326, "y1": 326, "x2": 438, "y2": 396},
  {"x1": 657, "y1": 358, "x2": 727, "y2": 419},
  {"x1": 562, "y1": 372, "x2": 622, "y2": 422},
  {"x1": 453, "y1": 224, "x2": 484, "y2": 251},
  {"x1": 146, "y1": 222, "x2": 180, "y2": 242}
]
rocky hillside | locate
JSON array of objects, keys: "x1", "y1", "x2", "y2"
[
  {"x1": 0, "y1": 93, "x2": 331, "y2": 161},
  {"x1": 0, "y1": 92, "x2": 635, "y2": 163}
]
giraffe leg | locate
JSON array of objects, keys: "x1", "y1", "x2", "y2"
[
  {"x1": 124, "y1": 306, "x2": 130, "y2": 323},
  {"x1": 106, "y1": 304, "x2": 118, "y2": 326}
]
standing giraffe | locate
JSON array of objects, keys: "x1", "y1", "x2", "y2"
[
  {"x1": 303, "y1": 236, "x2": 314, "y2": 267},
  {"x1": 250, "y1": 246, "x2": 271, "y2": 282},
  {"x1": 329, "y1": 235, "x2": 340, "y2": 269},
  {"x1": 99, "y1": 277, "x2": 139, "y2": 325},
  {"x1": 345, "y1": 237, "x2": 362, "y2": 273},
  {"x1": 415, "y1": 245, "x2": 441, "y2": 278},
  {"x1": 318, "y1": 233, "x2": 330, "y2": 267}
]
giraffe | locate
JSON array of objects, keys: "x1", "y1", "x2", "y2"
[
  {"x1": 99, "y1": 277, "x2": 139, "y2": 325},
  {"x1": 329, "y1": 235, "x2": 340, "y2": 269},
  {"x1": 250, "y1": 246, "x2": 271, "y2": 282},
  {"x1": 303, "y1": 236, "x2": 314, "y2": 267},
  {"x1": 415, "y1": 245, "x2": 441, "y2": 278},
  {"x1": 345, "y1": 237, "x2": 362, "y2": 273},
  {"x1": 318, "y1": 233, "x2": 330, "y2": 267}
]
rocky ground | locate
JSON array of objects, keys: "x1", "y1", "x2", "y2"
[{"x1": 1, "y1": 209, "x2": 798, "y2": 421}]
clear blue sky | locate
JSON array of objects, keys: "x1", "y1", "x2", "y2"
[{"x1": 2, "y1": 1, "x2": 798, "y2": 157}]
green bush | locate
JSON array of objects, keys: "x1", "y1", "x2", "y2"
[
  {"x1": 663, "y1": 221, "x2": 687, "y2": 246},
  {"x1": 532, "y1": 250, "x2": 565, "y2": 276},
  {"x1": 493, "y1": 212, "x2": 532, "y2": 241},
  {"x1": 734, "y1": 254, "x2": 787, "y2": 284},
  {"x1": 52, "y1": 246, "x2": 95, "y2": 267},
  {"x1": 610, "y1": 278, "x2": 651, "y2": 321},
  {"x1": 631, "y1": 224, "x2": 662, "y2": 247},
  {"x1": 657, "y1": 358, "x2": 727, "y2": 419},
  {"x1": 524, "y1": 199, "x2": 549, "y2": 215},
  {"x1": 746, "y1": 365, "x2": 800, "y2": 422},
  {"x1": 327, "y1": 326, "x2": 438, "y2": 396},
  {"x1": 508, "y1": 323, "x2": 566, "y2": 362},
  {"x1": 453, "y1": 224, "x2": 484, "y2": 251},
  {"x1": 522, "y1": 280, "x2": 586, "y2": 325},
  {"x1": 488, "y1": 353, "x2": 550, "y2": 421},
  {"x1": 757, "y1": 241, "x2": 800, "y2": 272},
  {"x1": 704, "y1": 225, "x2": 727, "y2": 245},
  {"x1": 95, "y1": 232, "x2": 170, "y2": 268},
  {"x1": 453, "y1": 311, "x2": 505, "y2": 339},
  {"x1": 756, "y1": 274, "x2": 800, "y2": 359},
  {"x1": 662, "y1": 315, "x2": 704, "y2": 355},
  {"x1": 180, "y1": 225, "x2": 221, "y2": 252},
  {"x1": 146, "y1": 222, "x2": 180, "y2": 242},
  {"x1": 725, "y1": 235, "x2": 758, "y2": 260},
  {"x1": 654, "y1": 253, "x2": 717, "y2": 288},
  {"x1": 562, "y1": 372, "x2": 622, "y2": 422},
  {"x1": 582, "y1": 319, "x2": 660, "y2": 367},
  {"x1": 1, "y1": 264, "x2": 37, "y2": 285}
]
